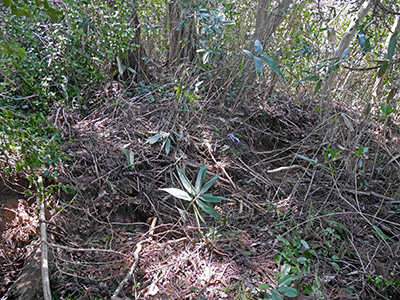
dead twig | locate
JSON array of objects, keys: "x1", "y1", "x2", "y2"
[{"x1": 111, "y1": 217, "x2": 157, "y2": 300}]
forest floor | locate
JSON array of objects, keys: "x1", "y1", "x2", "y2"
[{"x1": 1, "y1": 83, "x2": 400, "y2": 299}]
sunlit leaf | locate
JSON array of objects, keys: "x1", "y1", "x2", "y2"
[
  {"x1": 243, "y1": 50, "x2": 254, "y2": 59},
  {"x1": 195, "y1": 164, "x2": 207, "y2": 194},
  {"x1": 358, "y1": 33, "x2": 366, "y2": 49},
  {"x1": 147, "y1": 134, "x2": 160, "y2": 144},
  {"x1": 165, "y1": 138, "x2": 171, "y2": 154},
  {"x1": 129, "y1": 150, "x2": 134, "y2": 166},
  {"x1": 177, "y1": 167, "x2": 195, "y2": 194},
  {"x1": 160, "y1": 188, "x2": 192, "y2": 201},
  {"x1": 280, "y1": 264, "x2": 291, "y2": 276},
  {"x1": 261, "y1": 54, "x2": 285, "y2": 81},
  {"x1": 254, "y1": 39, "x2": 263, "y2": 55}
]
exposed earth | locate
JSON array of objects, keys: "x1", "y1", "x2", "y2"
[{"x1": 1, "y1": 86, "x2": 400, "y2": 299}]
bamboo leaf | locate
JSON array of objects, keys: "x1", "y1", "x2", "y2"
[
  {"x1": 159, "y1": 188, "x2": 192, "y2": 201},
  {"x1": 195, "y1": 164, "x2": 207, "y2": 194},
  {"x1": 254, "y1": 39, "x2": 263, "y2": 55},
  {"x1": 200, "y1": 193, "x2": 227, "y2": 203},
  {"x1": 387, "y1": 32, "x2": 398, "y2": 61},
  {"x1": 261, "y1": 54, "x2": 286, "y2": 81},
  {"x1": 177, "y1": 167, "x2": 195, "y2": 194},
  {"x1": 196, "y1": 199, "x2": 220, "y2": 219},
  {"x1": 377, "y1": 61, "x2": 388, "y2": 78},
  {"x1": 147, "y1": 134, "x2": 160, "y2": 144},
  {"x1": 165, "y1": 138, "x2": 171, "y2": 154},
  {"x1": 243, "y1": 50, "x2": 254, "y2": 59},
  {"x1": 254, "y1": 56, "x2": 263, "y2": 76},
  {"x1": 200, "y1": 175, "x2": 219, "y2": 194}
]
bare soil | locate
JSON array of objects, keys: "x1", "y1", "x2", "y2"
[{"x1": 1, "y1": 88, "x2": 399, "y2": 299}]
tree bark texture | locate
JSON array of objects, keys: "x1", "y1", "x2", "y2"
[
  {"x1": 168, "y1": 0, "x2": 197, "y2": 66},
  {"x1": 253, "y1": 0, "x2": 293, "y2": 43},
  {"x1": 123, "y1": 0, "x2": 151, "y2": 83}
]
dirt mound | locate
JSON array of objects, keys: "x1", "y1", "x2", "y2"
[{"x1": 1, "y1": 91, "x2": 399, "y2": 299}]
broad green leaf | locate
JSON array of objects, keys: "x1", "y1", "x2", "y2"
[
  {"x1": 377, "y1": 61, "x2": 388, "y2": 77},
  {"x1": 297, "y1": 257, "x2": 307, "y2": 264},
  {"x1": 200, "y1": 175, "x2": 219, "y2": 194},
  {"x1": 271, "y1": 289, "x2": 283, "y2": 300},
  {"x1": 254, "y1": 56, "x2": 263, "y2": 76},
  {"x1": 195, "y1": 164, "x2": 207, "y2": 194},
  {"x1": 280, "y1": 264, "x2": 291, "y2": 276},
  {"x1": 243, "y1": 50, "x2": 254, "y2": 59},
  {"x1": 196, "y1": 199, "x2": 220, "y2": 219},
  {"x1": 278, "y1": 274, "x2": 296, "y2": 287},
  {"x1": 194, "y1": 204, "x2": 205, "y2": 224},
  {"x1": 159, "y1": 188, "x2": 192, "y2": 201},
  {"x1": 387, "y1": 32, "x2": 398, "y2": 61},
  {"x1": 177, "y1": 167, "x2": 195, "y2": 194},
  {"x1": 254, "y1": 39, "x2": 263, "y2": 55},
  {"x1": 261, "y1": 54, "x2": 285, "y2": 81},
  {"x1": 147, "y1": 134, "x2": 160, "y2": 144},
  {"x1": 165, "y1": 138, "x2": 171, "y2": 154},
  {"x1": 278, "y1": 286, "x2": 298, "y2": 297},
  {"x1": 200, "y1": 193, "x2": 225, "y2": 203},
  {"x1": 4, "y1": 0, "x2": 11, "y2": 8}
]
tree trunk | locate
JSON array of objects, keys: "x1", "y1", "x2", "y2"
[
  {"x1": 253, "y1": 0, "x2": 293, "y2": 43},
  {"x1": 167, "y1": 0, "x2": 197, "y2": 67},
  {"x1": 121, "y1": 0, "x2": 151, "y2": 83},
  {"x1": 322, "y1": 1, "x2": 372, "y2": 93}
]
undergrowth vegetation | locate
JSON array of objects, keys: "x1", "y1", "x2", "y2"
[{"x1": 0, "y1": 0, "x2": 399, "y2": 299}]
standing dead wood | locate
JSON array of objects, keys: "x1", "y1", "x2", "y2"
[{"x1": 40, "y1": 201, "x2": 51, "y2": 300}]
